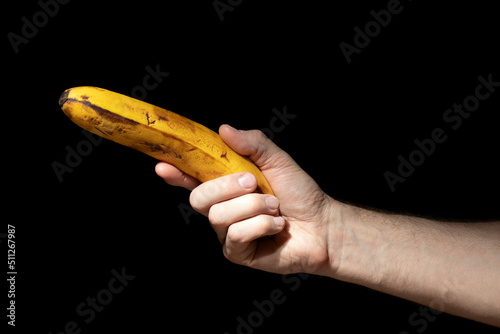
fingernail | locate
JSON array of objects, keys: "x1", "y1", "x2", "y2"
[
  {"x1": 265, "y1": 196, "x2": 279, "y2": 211},
  {"x1": 273, "y1": 216, "x2": 284, "y2": 229},
  {"x1": 238, "y1": 173, "x2": 256, "y2": 189}
]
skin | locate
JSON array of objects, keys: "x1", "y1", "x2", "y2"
[{"x1": 155, "y1": 124, "x2": 500, "y2": 327}]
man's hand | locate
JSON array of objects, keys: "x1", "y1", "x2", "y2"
[
  {"x1": 156, "y1": 124, "x2": 500, "y2": 327},
  {"x1": 156, "y1": 124, "x2": 344, "y2": 275}
]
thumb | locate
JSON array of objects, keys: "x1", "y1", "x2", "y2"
[
  {"x1": 219, "y1": 124, "x2": 325, "y2": 219},
  {"x1": 218, "y1": 124, "x2": 297, "y2": 173}
]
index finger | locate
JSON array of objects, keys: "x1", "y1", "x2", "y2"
[{"x1": 155, "y1": 162, "x2": 201, "y2": 191}]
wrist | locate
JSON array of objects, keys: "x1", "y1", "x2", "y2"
[
  {"x1": 316, "y1": 196, "x2": 355, "y2": 278},
  {"x1": 321, "y1": 200, "x2": 387, "y2": 285}
]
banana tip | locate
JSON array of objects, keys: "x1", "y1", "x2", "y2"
[{"x1": 59, "y1": 89, "x2": 70, "y2": 107}]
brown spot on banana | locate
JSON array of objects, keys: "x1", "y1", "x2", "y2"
[
  {"x1": 59, "y1": 92, "x2": 140, "y2": 126},
  {"x1": 220, "y1": 152, "x2": 229, "y2": 162},
  {"x1": 78, "y1": 99, "x2": 140, "y2": 126},
  {"x1": 59, "y1": 87, "x2": 275, "y2": 196},
  {"x1": 146, "y1": 113, "x2": 156, "y2": 125}
]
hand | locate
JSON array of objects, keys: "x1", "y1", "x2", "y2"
[
  {"x1": 156, "y1": 125, "x2": 344, "y2": 276},
  {"x1": 156, "y1": 126, "x2": 500, "y2": 327}
]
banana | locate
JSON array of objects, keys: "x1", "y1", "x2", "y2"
[{"x1": 58, "y1": 86, "x2": 274, "y2": 195}]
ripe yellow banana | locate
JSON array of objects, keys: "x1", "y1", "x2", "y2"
[{"x1": 59, "y1": 86, "x2": 274, "y2": 195}]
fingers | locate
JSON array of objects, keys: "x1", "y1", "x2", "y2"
[
  {"x1": 155, "y1": 125, "x2": 295, "y2": 267},
  {"x1": 209, "y1": 194, "x2": 280, "y2": 242},
  {"x1": 223, "y1": 215, "x2": 285, "y2": 264},
  {"x1": 189, "y1": 171, "x2": 282, "y2": 248},
  {"x1": 155, "y1": 162, "x2": 200, "y2": 191},
  {"x1": 189, "y1": 172, "x2": 258, "y2": 216}
]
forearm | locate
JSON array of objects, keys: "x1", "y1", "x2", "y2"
[{"x1": 328, "y1": 200, "x2": 500, "y2": 327}]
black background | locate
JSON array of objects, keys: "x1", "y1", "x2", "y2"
[{"x1": 4, "y1": 0, "x2": 500, "y2": 333}]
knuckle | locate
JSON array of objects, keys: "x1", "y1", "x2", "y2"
[
  {"x1": 256, "y1": 215, "x2": 278, "y2": 237},
  {"x1": 190, "y1": 176, "x2": 232, "y2": 208},
  {"x1": 246, "y1": 194, "x2": 264, "y2": 212},
  {"x1": 252, "y1": 129, "x2": 267, "y2": 141},
  {"x1": 189, "y1": 178, "x2": 225, "y2": 212},
  {"x1": 225, "y1": 224, "x2": 248, "y2": 244},
  {"x1": 208, "y1": 204, "x2": 226, "y2": 226},
  {"x1": 189, "y1": 189, "x2": 204, "y2": 211},
  {"x1": 208, "y1": 175, "x2": 231, "y2": 194},
  {"x1": 257, "y1": 215, "x2": 274, "y2": 233}
]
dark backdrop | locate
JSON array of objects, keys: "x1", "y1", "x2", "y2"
[{"x1": 4, "y1": 0, "x2": 499, "y2": 333}]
